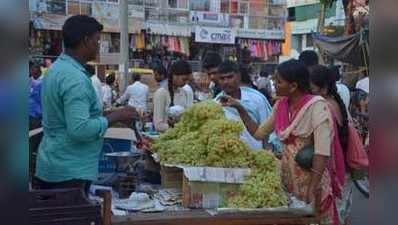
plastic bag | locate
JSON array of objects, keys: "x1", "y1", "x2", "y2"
[{"x1": 288, "y1": 195, "x2": 314, "y2": 215}]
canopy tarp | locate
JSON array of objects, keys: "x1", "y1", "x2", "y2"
[{"x1": 312, "y1": 31, "x2": 368, "y2": 67}]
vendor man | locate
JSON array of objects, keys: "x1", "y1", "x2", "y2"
[
  {"x1": 35, "y1": 15, "x2": 139, "y2": 191},
  {"x1": 215, "y1": 60, "x2": 279, "y2": 151}
]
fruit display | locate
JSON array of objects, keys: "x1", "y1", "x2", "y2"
[
  {"x1": 152, "y1": 101, "x2": 251, "y2": 168},
  {"x1": 152, "y1": 100, "x2": 287, "y2": 208},
  {"x1": 226, "y1": 151, "x2": 288, "y2": 208}
]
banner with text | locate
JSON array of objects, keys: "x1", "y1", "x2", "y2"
[
  {"x1": 195, "y1": 26, "x2": 236, "y2": 44},
  {"x1": 190, "y1": 11, "x2": 229, "y2": 26},
  {"x1": 237, "y1": 29, "x2": 285, "y2": 40}
]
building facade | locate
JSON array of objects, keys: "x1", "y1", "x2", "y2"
[
  {"x1": 280, "y1": 0, "x2": 345, "y2": 62},
  {"x1": 29, "y1": 0, "x2": 287, "y2": 68}
]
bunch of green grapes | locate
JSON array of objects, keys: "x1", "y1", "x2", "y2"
[
  {"x1": 178, "y1": 101, "x2": 225, "y2": 131},
  {"x1": 226, "y1": 151, "x2": 287, "y2": 208},
  {"x1": 226, "y1": 170, "x2": 288, "y2": 208},
  {"x1": 205, "y1": 134, "x2": 252, "y2": 168},
  {"x1": 199, "y1": 118, "x2": 243, "y2": 136},
  {"x1": 154, "y1": 131, "x2": 209, "y2": 166},
  {"x1": 248, "y1": 150, "x2": 279, "y2": 173},
  {"x1": 155, "y1": 101, "x2": 225, "y2": 145},
  {"x1": 153, "y1": 101, "x2": 244, "y2": 165}
]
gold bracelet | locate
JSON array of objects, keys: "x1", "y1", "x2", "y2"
[{"x1": 311, "y1": 168, "x2": 323, "y2": 176}]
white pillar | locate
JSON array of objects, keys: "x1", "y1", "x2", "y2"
[{"x1": 119, "y1": 0, "x2": 129, "y2": 93}]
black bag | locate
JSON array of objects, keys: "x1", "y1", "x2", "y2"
[{"x1": 294, "y1": 145, "x2": 314, "y2": 170}]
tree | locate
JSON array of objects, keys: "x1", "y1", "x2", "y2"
[
  {"x1": 317, "y1": 0, "x2": 336, "y2": 34},
  {"x1": 316, "y1": 0, "x2": 337, "y2": 64}
]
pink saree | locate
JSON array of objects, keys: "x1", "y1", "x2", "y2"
[{"x1": 274, "y1": 95, "x2": 345, "y2": 225}]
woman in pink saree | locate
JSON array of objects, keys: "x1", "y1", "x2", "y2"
[{"x1": 221, "y1": 60, "x2": 346, "y2": 225}]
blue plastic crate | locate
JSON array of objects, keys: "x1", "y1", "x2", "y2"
[{"x1": 98, "y1": 138, "x2": 131, "y2": 173}]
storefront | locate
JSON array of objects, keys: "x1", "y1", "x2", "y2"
[
  {"x1": 236, "y1": 29, "x2": 284, "y2": 62},
  {"x1": 144, "y1": 22, "x2": 192, "y2": 57},
  {"x1": 29, "y1": 0, "x2": 144, "y2": 65}
]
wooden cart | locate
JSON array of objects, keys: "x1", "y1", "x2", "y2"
[{"x1": 99, "y1": 177, "x2": 318, "y2": 225}]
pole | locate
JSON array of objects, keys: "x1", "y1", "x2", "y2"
[
  {"x1": 119, "y1": 0, "x2": 129, "y2": 93},
  {"x1": 316, "y1": 3, "x2": 327, "y2": 65}
]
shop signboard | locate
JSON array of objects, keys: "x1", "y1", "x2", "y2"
[
  {"x1": 195, "y1": 26, "x2": 236, "y2": 44},
  {"x1": 291, "y1": 16, "x2": 337, "y2": 34},
  {"x1": 190, "y1": 11, "x2": 229, "y2": 26},
  {"x1": 92, "y1": 2, "x2": 145, "y2": 19},
  {"x1": 92, "y1": 1, "x2": 119, "y2": 19},
  {"x1": 30, "y1": 0, "x2": 66, "y2": 15},
  {"x1": 128, "y1": 5, "x2": 145, "y2": 19},
  {"x1": 146, "y1": 22, "x2": 192, "y2": 37},
  {"x1": 291, "y1": 19, "x2": 317, "y2": 34},
  {"x1": 237, "y1": 29, "x2": 285, "y2": 40},
  {"x1": 92, "y1": 1, "x2": 143, "y2": 33},
  {"x1": 31, "y1": 13, "x2": 67, "y2": 30}
]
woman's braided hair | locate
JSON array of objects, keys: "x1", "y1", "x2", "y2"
[
  {"x1": 309, "y1": 65, "x2": 349, "y2": 154},
  {"x1": 168, "y1": 60, "x2": 192, "y2": 106}
]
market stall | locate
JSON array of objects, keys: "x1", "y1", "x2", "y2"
[
  {"x1": 29, "y1": 98, "x2": 318, "y2": 225},
  {"x1": 91, "y1": 101, "x2": 318, "y2": 225}
]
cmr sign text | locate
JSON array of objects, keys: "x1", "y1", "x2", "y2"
[{"x1": 195, "y1": 26, "x2": 236, "y2": 44}]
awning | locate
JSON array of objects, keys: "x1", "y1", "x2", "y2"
[
  {"x1": 312, "y1": 31, "x2": 369, "y2": 67},
  {"x1": 31, "y1": 13, "x2": 143, "y2": 33}
]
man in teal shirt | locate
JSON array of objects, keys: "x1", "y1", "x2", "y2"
[{"x1": 35, "y1": 15, "x2": 138, "y2": 191}]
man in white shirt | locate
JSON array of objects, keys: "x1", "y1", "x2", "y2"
[
  {"x1": 182, "y1": 83, "x2": 194, "y2": 108},
  {"x1": 117, "y1": 73, "x2": 149, "y2": 116},
  {"x1": 102, "y1": 73, "x2": 115, "y2": 110},
  {"x1": 255, "y1": 70, "x2": 274, "y2": 104},
  {"x1": 356, "y1": 75, "x2": 369, "y2": 94},
  {"x1": 214, "y1": 60, "x2": 277, "y2": 151},
  {"x1": 87, "y1": 65, "x2": 105, "y2": 109}
]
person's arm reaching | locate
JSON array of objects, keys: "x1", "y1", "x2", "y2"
[
  {"x1": 116, "y1": 86, "x2": 130, "y2": 105},
  {"x1": 235, "y1": 104, "x2": 259, "y2": 136},
  {"x1": 63, "y1": 78, "x2": 140, "y2": 142},
  {"x1": 105, "y1": 106, "x2": 139, "y2": 126},
  {"x1": 220, "y1": 95, "x2": 274, "y2": 140}
]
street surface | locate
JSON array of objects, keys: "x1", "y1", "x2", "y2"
[{"x1": 350, "y1": 187, "x2": 368, "y2": 225}]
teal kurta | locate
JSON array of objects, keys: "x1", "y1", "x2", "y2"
[{"x1": 35, "y1": 53, "x2": 108, "y2": 182}]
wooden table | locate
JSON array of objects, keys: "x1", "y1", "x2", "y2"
[{"x1": 112, "y1": 209, "x2": 318, "y2": 225}]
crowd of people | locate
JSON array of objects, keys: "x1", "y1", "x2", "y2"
[{"x1": 29, "y1": 15, "x2": 369, "y2": 225}]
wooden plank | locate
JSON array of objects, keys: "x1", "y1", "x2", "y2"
[
  {"x1": 182, "y1": 175, "x2": 191, "y2": 208},
  {"x1": 112, "y1": 210, "x2": 317, "y2": 225},
  {"x1": 99, "y1": 191, "x2": 112, "y2": 225}
]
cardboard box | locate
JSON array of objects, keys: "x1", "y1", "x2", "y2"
[
  {"x1": 160, "y1": 166, "x2": 184, "y2": 190},
  {"x1": 177, "y1": 166, "x2": 250, "y2": 209}
]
